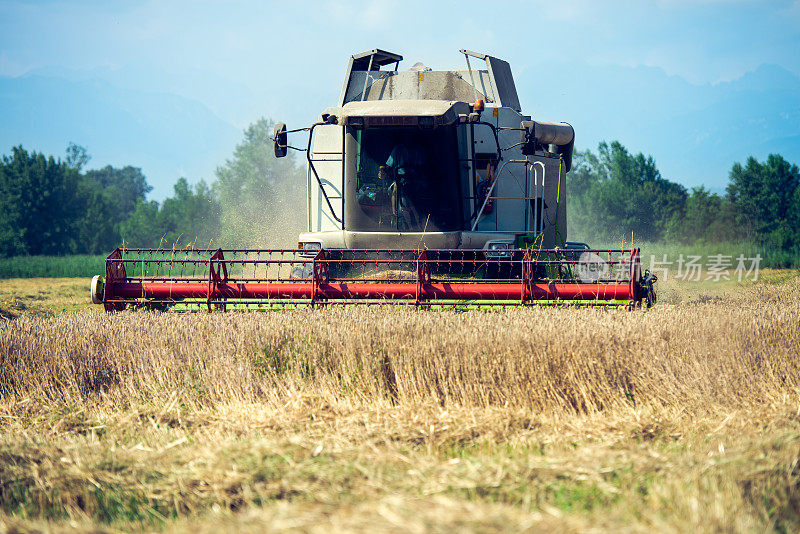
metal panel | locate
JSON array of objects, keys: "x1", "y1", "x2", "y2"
[
  {"x1": 309, "y1": 124, "x2": 343, "y2": 232},
  {"x1": 339, "y1": 98, "x2": 464, "y2": 118},
  {"x1": 453, "y1": 70, "x2": 495, "y2": 103},
  {"x1": 485, "y1": 56, "x2": 521, "y2": 111}
]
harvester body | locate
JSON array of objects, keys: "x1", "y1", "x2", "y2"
[
  {"x1": 92, "y1": 49, "x2": 656, "y2": 310},
  {"x1": 299, "y1": 49, "x2": 568, "y2": 252}
]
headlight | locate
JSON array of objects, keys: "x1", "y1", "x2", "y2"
[
  {"x1": 485, "y1": 241, "x2": 514, "y2": 257},
  {"x1": 298, "y1": 241, "x2": 322, "y2": 257}
]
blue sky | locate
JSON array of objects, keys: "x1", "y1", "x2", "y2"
[
  {"x1": 3, "y1": 0, "x2": 799, "y2": 121},
  {"x1": 1, "y1": 0, "x2": 799, "y2": 196}
]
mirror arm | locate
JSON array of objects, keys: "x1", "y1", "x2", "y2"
[
  {"x1": 271, "y1": 126, "x2": 310, "y2": 153},
  {"x1": 285, "y1": 126, "x2": 312, "y2": 134}
]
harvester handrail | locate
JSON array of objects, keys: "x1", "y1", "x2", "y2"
[{"x1": 306, "y1": 121, "x2": 343, "y2": 224}]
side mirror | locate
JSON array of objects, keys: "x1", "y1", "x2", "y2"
[{"x1": 273, "y1": 123, "x2": 288, "y2": 158}]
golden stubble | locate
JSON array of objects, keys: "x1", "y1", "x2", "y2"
[{"x1": 0, "y1": 278, "x2": 799, "y2": 532}]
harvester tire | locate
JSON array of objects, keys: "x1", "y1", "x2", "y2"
[{"x1": 90, "y1": 275, "x2": 104, "y2": 304}]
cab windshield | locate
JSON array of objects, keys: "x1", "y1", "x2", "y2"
[{"x1": 348, "y1": 125, "x2": 465, "y2": 232}]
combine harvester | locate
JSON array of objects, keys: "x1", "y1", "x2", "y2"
[{"x1": 91, "y1": 49, "x2": 656, "y2": 311}]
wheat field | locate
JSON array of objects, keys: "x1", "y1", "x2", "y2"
[{"x1": 1, "y1": 273, "x2": 799, "y2": 532}]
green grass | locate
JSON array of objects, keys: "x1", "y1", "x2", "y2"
[{"x1": 0, "y1": 255, "x2": 106, "y2": 278}]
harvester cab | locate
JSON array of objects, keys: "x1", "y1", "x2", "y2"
[
  {"x1": 91, "y1": 49, "x2": 656, "y2": 311},
  {"x1": 277, "y1": 48, "x2": 574, "y2": 253}
]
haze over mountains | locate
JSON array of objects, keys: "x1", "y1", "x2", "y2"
[
  {"x1": 525, "y1": 62, "x2": 800, "y2": 193},
  {"x1": 0, "y1": 70, "x2": 240, "y2": 200},
  {"x1": 1, "y1": 61, "x2": 798, "y2": 199}
]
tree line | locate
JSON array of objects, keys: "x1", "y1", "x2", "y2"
[
  {"x1": 1, "y1": 123, "x2": 798, "y2": 263},
  {"x1": 568, "y1": 141, "x2": 800, "y2": 264},
  {"x1": 0, "y1": 118, "x2": 305, "y2": 257}
]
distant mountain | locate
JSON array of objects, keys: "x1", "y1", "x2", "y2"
[
  {"x1": 25, "y1": 64, "x2": 259, "y2": 127},
  {"x1": 1, "y1": 61, "x2": 798, "y2": 197},
  {"x1": 519, "y1": 62, "x2": 800, "y2": 189},
  {"x1": 0, "y1": 73, "x2": 240, "y2": 199}
]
